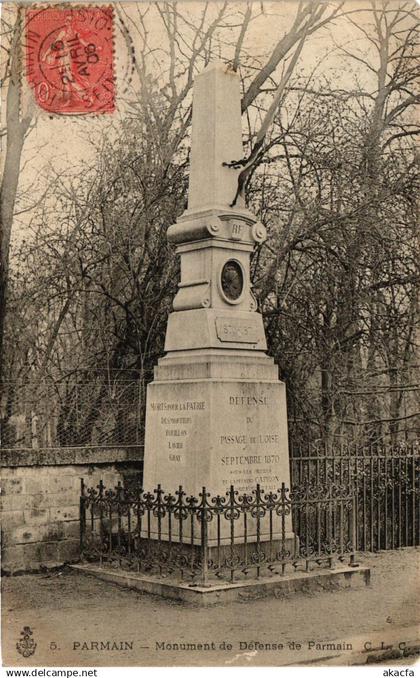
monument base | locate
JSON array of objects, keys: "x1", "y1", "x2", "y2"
[
  {"x1": 72, "y1": 562, "x2": 371, "y2": 606},
  {"x1": 143, "y1": 349, "x2": 291, "y2": 499},
  {"x1": 135, "y1": 535, "x2": 298, "y2": 560},
  {"x1": 142, "y1": 347, "x2": 294, "y2": 541}
]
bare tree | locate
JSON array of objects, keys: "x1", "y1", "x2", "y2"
[
  {"x1": 0, "y1": 6, "x2": 34, "y2": 385},
  {"x1": 247, "y1": 1, "x2": 419, "y2": 446}
]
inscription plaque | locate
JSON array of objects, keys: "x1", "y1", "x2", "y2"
[{"x1": 216, "y1": 317, "x2": 259, "y2": 343}]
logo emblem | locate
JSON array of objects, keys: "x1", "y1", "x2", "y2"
[
  {"x1": 16, "y1": 626, "x2": 37, "y2": 658},
  {"x1": 230, "y1": 221, "x2": 244, "y2": 240}
]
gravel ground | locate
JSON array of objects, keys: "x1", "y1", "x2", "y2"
[{"x1": 2, "y1": 549, "x2": 419, "y2": 667}]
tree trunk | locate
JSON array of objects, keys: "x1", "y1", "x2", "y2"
[{"x1": 0, "y1": 7, "x2": 33, "y2": 386}]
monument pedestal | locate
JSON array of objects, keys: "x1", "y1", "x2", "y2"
[
  {"x1": 143, "y1": 345, "x2": 294, "y2": 543},
  {"x1": 144, "y1": 350, "x2": 290, "y2": 497}
]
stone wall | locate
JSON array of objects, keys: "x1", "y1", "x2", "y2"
[{"x1": 1, "y1": 447, "x2": 143, "y2": 574}]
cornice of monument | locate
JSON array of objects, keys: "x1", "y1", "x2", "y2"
[{"x1": 167, "y1": 206, "x2": 267, "y2": 246}]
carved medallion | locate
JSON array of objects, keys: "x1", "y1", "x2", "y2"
[{"x1": 220, "y1": 260, "x2": 244, "y2": 302}]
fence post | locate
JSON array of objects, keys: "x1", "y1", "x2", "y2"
[
  {"x1": 79, "y1": 478, "x2": 86, "y2": 558},
  {"x1": 280, "y1": 482, "x2": 287, "y2": 575},
  {"x1": 349, "y1": 492, "x2": 358, "y2": 567},
  {"x1": 200, "y1": 486, "x2": 209, "y2": 587}
]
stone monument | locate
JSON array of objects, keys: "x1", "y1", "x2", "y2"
[{"x1": 143, "y1": 62, "x2": 292, "y2": 541}]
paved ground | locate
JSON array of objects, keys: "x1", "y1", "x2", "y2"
[{"x1": 2, "y1": 549, "x2": 419, "y2": 667}]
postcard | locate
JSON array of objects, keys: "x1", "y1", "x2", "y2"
[{"x1": 1, "y1": 0, "x2": 419, "y2": 673}]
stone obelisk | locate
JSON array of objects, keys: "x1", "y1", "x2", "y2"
[{"x1": 143, "y1": 63, "x2": 292, "y2": 536}]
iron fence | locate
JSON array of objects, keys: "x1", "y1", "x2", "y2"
[
  {"x1": 290, "y1": 442, "x2": 420, "y2": 551},
  {"x1": 80, "y1": 480, "x2": 357, "y2": 585}
]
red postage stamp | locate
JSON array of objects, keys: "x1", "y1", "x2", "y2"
[{"x1": 25, "y1": 6, "x2": 115, "y2": 115}]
